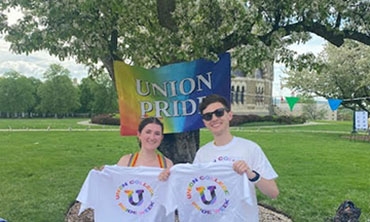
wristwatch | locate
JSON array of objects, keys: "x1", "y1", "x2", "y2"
[{"x1": 249, "y1": 170, "x2": 261, "y2": 183}]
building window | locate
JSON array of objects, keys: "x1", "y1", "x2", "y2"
[
  {"x1": 255, "y1": 86, "x2": 264, "y2": 104},
  {"x1": 236, "y1": 86, "x2": 240, "y2": 103},
  {"x1": 231, "y1": 85, "x2": 235, "y2": 103},
  {"x1": 241, "y1": 86, "x2": 245, "y2": 104}
]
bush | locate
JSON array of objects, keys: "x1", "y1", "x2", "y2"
[
  {"x1": 91, "y1": 113, "x2": 306, "y2": 127},
  {"x1": 230, "y1": 114, "x2": 306, "y2": 126},
  {"x1": 91, "y1": 114, "x2": 120, "y2": 125}
]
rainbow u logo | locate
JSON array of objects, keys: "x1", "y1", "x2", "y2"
[
  {"x1": 196, "y1": 186, "x2": 217, "y2": 205},
  {"x1": 124, "y1": 190, "x2": 144, "y2": 206}
]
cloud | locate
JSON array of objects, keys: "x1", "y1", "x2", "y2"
[
  {"x1": 273, "y1": 34, "x2": 326, "y2": 97},
  {"x1": 0, "y1": 38, "x2": 89, "y2": 81},
  {"x1": 287, "y1": 34, "x2": 326, "y2": 55}
]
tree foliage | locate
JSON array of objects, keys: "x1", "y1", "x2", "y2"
[
  {"x1": 1, "y1": 0, "x2": 370, "y2": 77},
  {"x1": 298, "y1": 96, "x2": 327, "y2": 120},
  {"x1": 78, "y1": 77, "x2": 96, "y2": 113},
  {"x1": 78, "y1": 75, "x2": 117, "y2": 114},
  {"x1": 0, "y1": 70, "x2": 36, "y2": 116},
  {"x1": 284, "y1": 40, "x2": 370, "y2": 112},
  {"x1": 25, "y1": 76, "x2": 42, "y2": 115},
  {"x1": 36, "y1": 64, "x2": 80, "y2": 116},
  {"x1": 0, "y1": 65, "x2": 118, "y2": 117}
]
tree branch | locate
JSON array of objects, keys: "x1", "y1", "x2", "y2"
[
  {"x1": 334, "y1": 13, "x2": 341, "y2": 28},
  {"x1": 156, "y1": 0, "x2": 178, "y2": 32},
  {"x1": 227, "y1": 17, "x2": 370, "y2": 50}
]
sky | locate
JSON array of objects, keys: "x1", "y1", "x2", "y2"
[
  {"x1": 0, "y1": 32, "x2": 326, "y2": 97},
  {"x1": 0, "y1": 39, "x2": 89, "y2": 81},
  {"x1": 273, "y1": 34, "x2": 326, "y2": 97},
  {"x1": 0, "y1": 8, "x2": 89, "y2": 82}
]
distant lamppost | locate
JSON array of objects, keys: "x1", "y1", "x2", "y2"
[
  {"x1": 351, "y1": 94, "x2": 357, "y2": 134},
  {"x1": 352, "y1": 107, "x2": 357, "y2": 134}
]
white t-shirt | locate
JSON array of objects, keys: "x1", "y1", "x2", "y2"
[
  {"x1": 193, "y1": 136, "x2": 278, "y2": 221},
  {"x1": 163, "y1": 162, "x2": 253, "y2": 222},
  {"x1": 76, "y1": 165, "x2": 174, "y2": 222}
]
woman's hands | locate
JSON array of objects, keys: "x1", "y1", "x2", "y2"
[
  {"x1": 94, "y1": 165, "x2": 105, "y2": 171},
  {"x1": 158, "y1": 168, "x2": 171, "y2": 181}
]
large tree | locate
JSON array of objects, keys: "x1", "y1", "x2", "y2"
[
  {"x1": 90, "y1": 75, "x2": 118, "y2": 114},
  {"x1": 1, "y1": 0, "x2": 370, "y2": 162},
  {"x1": 26, "y1": 76, "x2": 42, "y2": 117},
  {"x1": 37, "y1": 64, "x2": 80, "y2": 117},
  {"x1": 78, "y1": 77, "x2": 96, "y2": 114},
  {"x1": 0, "y1": 71, "x2": 36, "y2": 117},
  {"x1": 78, "y1": 76, "x2": 118, "y2": 115},
  {"x1": 284, "y1": 40, "x2": 370, "y2": 113}
]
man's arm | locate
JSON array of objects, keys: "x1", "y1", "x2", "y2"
[{"x1": 233, "y1": 160, "x2": 279, "y2": 199}]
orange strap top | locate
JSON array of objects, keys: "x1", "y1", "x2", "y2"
[{"x1": 127, "y1": 152, "x2": 167, "y2": 168}]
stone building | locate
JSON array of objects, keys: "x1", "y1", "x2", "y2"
[
  {"x1": 229, "y1": 62, "x2": 338, "y2": 120},
  {"x1": 230, "y1": 62, "x2": 274, "y2": 116}
]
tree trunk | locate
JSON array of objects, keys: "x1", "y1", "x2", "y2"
[{"x1": 158, "y1": 130, "x2": 199, "y2": 164}]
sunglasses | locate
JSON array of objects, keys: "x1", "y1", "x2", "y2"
[{"x1": 201, "y1": 108, "x2": 228, "y2": 121}]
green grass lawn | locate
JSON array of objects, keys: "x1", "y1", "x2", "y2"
[{"x1": 0, "y1": 119, "x2": 369, "y2": 221}]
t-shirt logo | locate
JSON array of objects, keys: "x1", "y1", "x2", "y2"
[
  {"x1": 187, "y1": 175, "x2": 230, "y2": 214},
  {"x1": 115, "y1": 179, "x2": 155, "y2": 215},
  {"x1": 213, "y1": 155, "x2": 236, "y2": 162}
]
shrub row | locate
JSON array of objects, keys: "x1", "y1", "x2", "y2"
[
  {"x1": 230, "y1": 114, "x2": 306, "y2": 126},
  {"x1": 92, "y1": 114, "x2": 306, "y2": 127},
  {"x1": 91, "y1": 114, "x2": 120, "y2": 125}
]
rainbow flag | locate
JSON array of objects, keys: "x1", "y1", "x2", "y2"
[{"x1": 114, "y1": 53, "x2": 231, "y2": 135}]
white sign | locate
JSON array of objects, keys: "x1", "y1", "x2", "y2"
[{"x1": 355, "y1": 111, "x2": 368, "y2": 130}]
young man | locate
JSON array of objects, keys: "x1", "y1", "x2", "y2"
[{"x1": 194, "y1": 94, "x2": 279, "y2": 221}]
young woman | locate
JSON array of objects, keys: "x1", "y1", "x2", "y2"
[
  {"x1": 77, "y1": 117, "x2": 174, "y2": 222},
  {"x1": 117, "y1": 117, "x2": 173, "y2": 171}
]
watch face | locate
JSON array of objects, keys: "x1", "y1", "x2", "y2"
[{"x1": 249, "y1": 170, "x2": 260, "y2": 182}]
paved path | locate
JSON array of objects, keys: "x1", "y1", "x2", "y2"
[{"x1": 0, "y1": 120, "x2": 119, "y2": 132}]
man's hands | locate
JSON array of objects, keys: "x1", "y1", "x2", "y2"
[
  {"x1": 233, "y1": 160, "x2": 279, "y2": 198},
  {"x1": 232, "y1": 160, "x2": 255, "y2": 180}
]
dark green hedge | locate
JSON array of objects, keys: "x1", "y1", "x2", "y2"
[
  {"x1": 92, "y1": 114, "x2": 306, "y2": 127},
  {"x1": 230, "y1": 114, "x2": 306, "y2": 126}
]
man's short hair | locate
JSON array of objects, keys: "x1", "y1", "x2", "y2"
[{"x1": 199, "y1": 94, "x2": 230, "y2": 114}]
